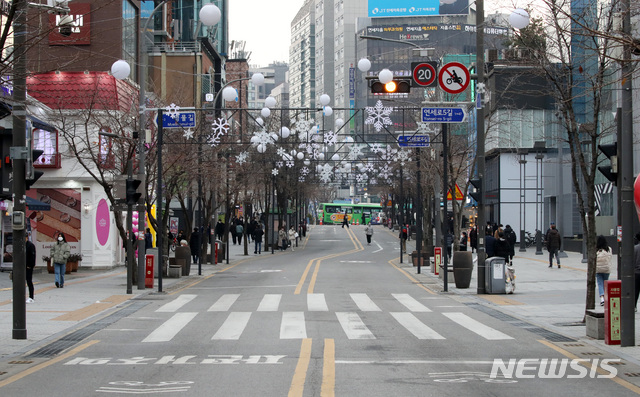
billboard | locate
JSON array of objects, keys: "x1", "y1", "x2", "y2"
[{"x1": 368, "y1": 0, "x2": 469, "y2": 18}]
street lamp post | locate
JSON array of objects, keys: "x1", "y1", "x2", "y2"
[{"x1": 475, "y1": 0, "x2": 487, "y2": 294}]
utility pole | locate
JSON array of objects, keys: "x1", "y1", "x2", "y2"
[{"x1": 475, "y1": 0, "x2": 487, "y2": 294}]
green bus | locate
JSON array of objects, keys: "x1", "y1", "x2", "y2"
[{"x1": 320, "y1": 203, "x2": 383, "y2": 225}]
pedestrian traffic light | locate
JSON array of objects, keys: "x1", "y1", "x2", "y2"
[
  {"x1": 597, "y1": 143, "x2": 617, "y2": 184},
  {"x1": 125, "y1": 178, "x2": 142, "y2": 205},
  {"x1": 370, "y1": 78, "x2": 411, "y2": 94},
  {"x1": 25, "y1": 149, "x2": 44, "y2": 190},
  {"x1": 468, "y1": 179, "x2": 481, "y2": 203}
]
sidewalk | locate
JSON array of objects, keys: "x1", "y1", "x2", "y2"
[
  {"x1": 396, "y1": 237, "x2": 640, "y2": 366},
  {"x1": 0, "y1": 240, "x2": 252, "y2": 360}
]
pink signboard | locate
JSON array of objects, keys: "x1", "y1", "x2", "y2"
[{"x1": 96, "y1": 199, "x2": 110, "y2": 246}]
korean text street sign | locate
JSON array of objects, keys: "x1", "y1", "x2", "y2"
[
  {"x1": 421, "y1": 107, "x2": 467, "y2": 123},
  {"x1": 160, "y1": 111, "x2": 196, "y2": 128},
  {"x1": 397, "y1": 135, "x2": 430, "y2": 147}
]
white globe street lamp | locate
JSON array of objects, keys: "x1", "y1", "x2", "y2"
[
  {"x1": 319, "y1": 94, "x2": 331, "y2": 106},
  {"x1": 222, "y1": 86, "x2": 238, "y2": 102},
  {"x1": 280, "y1": 127, "x2": 290, "y2": 138},
  {"x1": 111, "y1": 60, "x2": 131, "y2": 80},
  {"x1": 357, "y1": 58, "x2": 371, "y2": 72},
  {"x1": 251, "y1": 73, "x2": 265, "y2": 85},
  {"x1": 265, "y1": 96, "x2": 277, "y2": 108},
  {"x1": 199, "y1": 4, "x2": 222, "y2": 26},
  {"x1": 261, "y1": 107, "x2": 271, "y2": 118},
  {"x1": 323, "y1": 106, "x2": 333, "y2": 116},
  {"x1": 509, "y1": 8, "x2": 530, "y2": 29},
  {"x1": 378, "y1": 68, "x2": 393, "y2": 84}
]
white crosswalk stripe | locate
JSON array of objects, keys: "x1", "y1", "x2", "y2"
[
  {"x1": 257, "y1": 294, "x2": 282, "y2": 311},
  {"x1": 442, "y1": 312, "x2": 513, "y2": 340},
  {"x1": 208, "y1": 294, "x2": 240, "y2": 311},
  {"x1": 350, "y1": 293, "x2": 382, "y2": 311},
  {"x1": 307, "y1": 293, "x2": 329, "y2": 311},
  {"x1": 212, "y1": 312, "x2": 252, "y2": 340},
  {"x1": 156, "y1": 294, "x2": 197, "y2": 313},
  {"x1": 336, "y1": 312, "x2": 375, "y2": 339},
  {"x1": 392, "y1": 293, "x2": 432, "y2": 312},
  {"x1": 142, "y1": 312, "x2": 198, "y2": 343},
  {"x1": 280, "y1": 312, "x2": 307, "y2": 339},
  {"x1": 390, "y1": 312, "x2": 445, "y2": 339}
]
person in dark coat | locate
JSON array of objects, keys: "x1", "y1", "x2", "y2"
[
  {"x1": 25, "y1": 235, "x2": 36, "y2": 302},
  {"x1": 485, "y1": 229, "x2": 496, "y2": 258},
  {"x1": 342, "y1": 212, "x2": 350, "y2": 228},
  {"x1": 145, "y1": 228, "x2": 153, "y2": 249},
  {"x1": 504, "y1": 225, "x2": 517, "y2": 264},
  {"x1": 459, "y1": 232, "x2": 468, "y2": 251},
  {"x1": 253, "y1": 224, "x2": 264, "y2": 254},
  {"x1": 546, "y1": 223, "x2": 562, "y2": 268},
  {"x1": 494, "y1": 232, "x2": 511, "y2": 263},
  {"x1": 469, "y1": 226, "x2": 478, "y2": 253},
  {"x1": 189, "y1": 227, "x2": 201, "y2": 264},
  {"x1": 215, "y1": 220, "x2": 224, "y2": 241}
]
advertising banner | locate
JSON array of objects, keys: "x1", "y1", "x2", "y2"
[{"x1": 368, "y1": 0, "x2": 468, "y2": 18}]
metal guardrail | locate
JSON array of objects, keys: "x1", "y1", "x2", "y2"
[{"x1": 150, "y1": 41, "x2": 201, "y2": 53}]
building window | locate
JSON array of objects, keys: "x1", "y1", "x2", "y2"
[
  {"x1": 32, "y1": 127, "x2": 60, "y2": 168},
  {"x1": 98, "y1": 129, "x2": 115, "y2": 169}
]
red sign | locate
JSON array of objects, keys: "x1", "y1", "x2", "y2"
[
  {"x1": 604, "y1": 280, "x2": 621, "y2": 345},
  {"x1": 438, "y1": 62, "x2": 470, "y2": 94},
  {"x1": 145, "y1": 254, "x2": 154, "y2": 289},
  {"x1": 412, "y1": 62, "x2": 437, "y2": 87},
  {"x1": 49, "y1": 3, "x2": 91, "y2": 46},
  {"x1": 434, "y1": 247, "x2": 442, "y2": 275}
]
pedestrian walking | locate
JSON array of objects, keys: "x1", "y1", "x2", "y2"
[
  {"x1": 288, "y1": 227, "x2": 297, "y2": 252},
  {"x1": 364, "y1": 222, "x2": 374, "y2": 245},
  {"x1": 145, "y1": 228, "x2": 153, "y2": 249},
  {"x1": 278, "y1": 227, "x2": 288, "y2": 251},
  {"x1": 342, "y1": 212, "x2": 350, "y2": 228},
  {"x1": 459, "y1": 231, "x2": 468, "y2": 251},
  {"x1": 190, "y1": 227, "x2": 201, "y2": 265},
  {"x1": 253, "y1": 224, "x2": 264, "y2": 254},
  {"x1": 596, "y1": 235, "x2": 612, "y2": 306},
  {"x1": 235, "y1": 221, "x2": 244, "y2": 245},
  {"x1": 485, "y1": 229, "x2": 496, "y2": 258},
  {"x1": 493, "y1": 224, "x2": 504, "y2": 239},
  {"x1": 469, "y1": 226, "x2": 478, "y2": 253},
  {"x1": 399, "y1": 225, "x2": 408, "y2": 253},
  {"x1": 546, "y1": 222, "x2": 562, "y2": 268},
  {"x1": 50, "y1": 232, "x2": 70, "y2": 288},
  {"x1": 504, "y1": 224, "x2": 517, "y2": 264},
  {"x1": 215, "y1": 220, "x2": 224, "y2": 241},
  {"x1": 25, "y1": 235, "x2": 35, "y2": 303},
  {"x1": 494, "y1": 232, "x2": 511, "y2": 264}
]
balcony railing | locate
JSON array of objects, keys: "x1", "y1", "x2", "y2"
[{"x1": 150, "y1": 41, "x2": 201, "y2": 53}]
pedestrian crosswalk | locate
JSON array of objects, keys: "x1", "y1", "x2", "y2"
[{"x1": 140, "y1": 293, "x2": 516, "y2": 343}]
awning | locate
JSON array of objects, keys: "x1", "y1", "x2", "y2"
[{"x1": 26, "y1": 196, "x2": 51, "y2": 211}]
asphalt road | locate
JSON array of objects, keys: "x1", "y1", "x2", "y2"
[{"x1": 0, "y1": 225, "x2": 635, "y2": 396}]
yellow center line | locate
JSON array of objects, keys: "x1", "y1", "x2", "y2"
[
  {"x1": 288, "y1": 338, "x2": 312, "y2": 397},
  {"x1": 322, "y1": 338, "x2": 335, "y2": 397},
  {"x1": 388, "y1": 259, "x2": 437, "y2": 295},
  {"x1": 0, "y1": 340, "x2": 100, "y2": 388},
  {"x1": 539, "y1": 340, "x2": 640, "y2": 394}
]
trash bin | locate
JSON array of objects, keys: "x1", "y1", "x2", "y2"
[
  {"x1": 485, "y1": 257, "x2": 506, "y2": 294},
  {"x1": 216, "y1": 240, "x2": 225, "y2": 263},
  {"x1": 175, "y1": 246, "x2": 191, "y2": 276},
  {"x1": 452, "y1": 251, "x2": 473, "y2": 288}
]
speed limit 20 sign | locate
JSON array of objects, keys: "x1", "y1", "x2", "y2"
[{"x1": 411, "y1": 61, "x2": 438, "y2": 87}]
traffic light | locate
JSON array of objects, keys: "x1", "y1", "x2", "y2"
[
  {"x1": 370, "y1": 78, "x2": 411, "y2": 94},
  {"x1": 25, "y1": 149, "x2": 44, "y2": 190},
  {"x1": 597, "y1": 143, "x2": 617, "y2": 184},
  {"x1": 125, "y1": 178, "x2": 142, "y2": 205},
  {"x1": 468, "y1": 179, "x2": 482, "y2": 203}
]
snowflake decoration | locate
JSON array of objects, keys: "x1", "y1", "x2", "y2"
[
  {"x1": 416, "y1": 122, "x2": 431, "y2": 133},
  {"x1": 272, "y1": 168, "x2": 279, "y2": 176},
  {"x1": 323, "y1": 130, "x2": 338, "y2": 146},
  {"x1": 370, "y1": 178, "x2": 378, "y2": 185},
  {"x1": 319, "y1": 167, "x2": 333, "y2": 183},
  {"x1": 348, "y1": 145, "x2": 363, "y2": 160},
  {"x1": 370, "y1": 143, "x2": 384, "y2": 154},
  {"x1": 355, "y1": 173, "x2": 368, "y2": 183},
  {"x1": 396, "y1": 149, "x2": 411, "y2": 165},
  {"x1": 379, "y1": 164, "x2": 392, "y2": 179},
  {"x1": 277, "y1": 147, "x2": 287, "y2": 157},
  {"x1": 299, "y1": 176, "x2": 306, "y2": 182},
  {"x1": 165, "y1": 103, "x2": 180, "y2": 119},
  {"x1": 182, "y1": 128, "x2": 194, "y2": 140},
  {"x1": 207, "y1": 130, "x2": 224, "y2": 147},
  {"x1": 212, "y1": 117, "x2": 229, "y2": 135},
  {"x1": 381, "y1": 146, "x2": 398, "y2": 162},
  {"x1": 286, "y1": 160, "x2": 295, "y2": 168},
  {"x1": 275, "y1": 161, "x2": 284, "y2": 168},
  {"x1": 291, "y1": 114, "x2": 314, "y2": 136},
  {"x1": 300, "y1": 166, "x2": 310, "y2": 175},
  {"x1": 236, "y1": 151, "x2": 248, "y2": 164},
  {"x1": 364, "y1": 100, "x2": 393, "y2": 132},
  {"x1": 364, "y1": 163, "x2": 375, "y2": 173},
  {"x1": 252, "y1": 131, "x2": 274, "y2": 147}
]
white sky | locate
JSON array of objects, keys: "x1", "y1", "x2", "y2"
[
  {"x1": 228, "y1": 0, "x2": 303, "y2": 67},
  {"x1": 227, "y1": 0, "x2": 517, "y2": 68}
]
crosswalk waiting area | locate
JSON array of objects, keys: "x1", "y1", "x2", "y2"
[{"x1": 141, "y1": 293, "x2": 514, "y2": 343}]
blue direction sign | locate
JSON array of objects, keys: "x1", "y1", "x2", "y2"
[
  {"x1": 421, "y1": 107, "x2": 467, "y2": 123},
  {"x1": 160, "y1": 111, "x2": 196, "y2": 128},
  {"x1": 398, "y1": 135, "x2": 430, "y2": 147}
]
